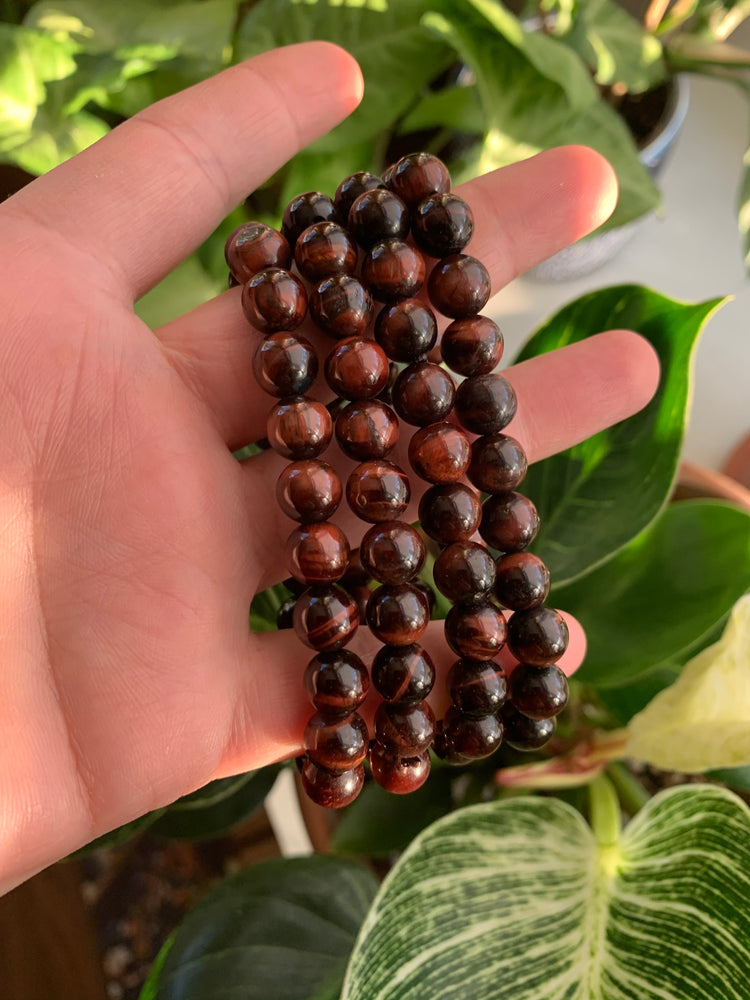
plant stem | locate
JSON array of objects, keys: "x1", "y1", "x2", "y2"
[
  {"x1": 606, "y1": 762, "x2": 649, "y2": 816},
  {"x1": 644, "y1": 0, "x2": 671, "y2": 34},
  {"x1": 588, "y1": 774, "x2": 621, "y2": 850}
]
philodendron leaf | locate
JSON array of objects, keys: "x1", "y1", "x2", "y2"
[
  {"x1": 515, "y1": 286, "x2": 724, "y2": 585},
  {"x1": 625, "y1": 593, "x2": 750, "y2": 772},
  {"x1": 342, "y1": 786, "x2": 750, "y2": 1000},
  {"x1": 149, "y1": 856, "x2": 378, "y2": 1000}
]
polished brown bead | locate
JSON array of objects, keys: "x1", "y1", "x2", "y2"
[
  {"x1": 393, "y1": 361, "x2": 455, "y2": 426},
  {"x1": 360, "y1": 521, "x2": 425, "y2": 585},
  {"x1": 495, "y1": 552, "x2": 550, "y2": 610},
  {"x1": 371, "y1": 643, "x2": 435, "y2": 703},
  {"x1": 241, "y1": 268, "x2": 307, "y2": 334},
  {"x1": 382, "y1": 162, "x2": 397, "y2": 188},
  {"x1": 376, "y1": 361, "x2": 400, "y2": 405},
  {"x1": 509, "y1": 663, "x2": 568, "y2": 720},
  {"x1": 346, "y1": 460, "x2": 410, "y2": 522},
  {"x1": 411, "y1": 192, "x2": 473, "y2": 258},
  {"x1": 369, "y1": 745, "x2": 431, "y2": 794},
  {"x1": 479, "y1": 492, "x2": 539, "y2": 552},
  {"x1": 228, "y1": 272, "x2": 240, "y2": 288},
  {"x1": 366, "y1": 583, "x2": 430, "y2": 646},
  {"x1": 468, "y1": 433, "x2": 527, "y2": 494},
  {"x1": 441, "y1": 315, "x2": 504, "y2": 377},
  {"x1": 281, "y1": 190, "x2": 336, "y2": 249},
  {"x1": 455, "y1": 374, "x2": 517, "y2": 435},
  {"x1": 310, "y1": 274, "x2": 374, "y2": 339},
  {"x1": 276, "y1": 597, "x2": 295, "y2": 630},
  {"x1": 225, "y1": 221, "x2": 291, "y2": 283},
  {"x1": 374, "y1": 299, "x2": 437, "y2": 362},
  {"x1": 427, "y1": 254, "x2": 491, "y2": 319},
  {"x1": 300, "y1": 758, "x2": 364, "y2": 808},
  {"x1": 304, "y1": 710, "x2": 369, "y2": 771},
  {"x1": 324, "y1": 337, "x2": 390, "y2": 399},
  {"x1": 447, "y1": 658, "x2": 507, "y2": 718},
  {"x1": 276, "y1": 460, "x2": 341, "y2": 522},
  {"x1": 294, "y1": 221, "x2": 358, "y2": 282},
  {"x1": 334, "y1": 170, "x2": 386, "y2": 224},
  {"x1": 408, "y1": 421, "x2": 471, "y2": 483},
  {"x1": 266, "y1": 397, "x2": 332, "y2": 460},
  {"x1": 434, "y1": 708, "x2": 503, "y2": 763},
  {"x1": 348, "y1": 188, "x2": 410, "y2": 248},
  {"x1": 389, "y1": 152, "x2": 451, "y2": 206},
  {"x1": 304, "y1": 649, "x2": 370, "y2": 716},
  {"x1": 362, "y1": 239, "x2": 425, "y2": 302},
  {"x1": 418, "y1": 483, "x2": 482, "y2": 543},
  {"x1": 502, "y1": 704, "x2": 556, "y2": 751},
  {"x1": 293, "y1": 584, "x2": 359, "y2": 650},
  {"x1": 444, "y1": 601, "x2": 507, "y2": 660},
  {"x1": 253, "y1": 332, "x2": 318, "y2": 398},
  {"x1": 285, "y1": 522, "x2": 350, "y2": 584},
  {"x1": 507, "y1": 607, "x2": 569, "y2": 666},
  {"x1": 433, "y1": 541, "x2": 496, "y2": 605},
  {"x1": 375, "y1": 699, "x2": 435, "y2": 754},
  {"x1": 335, "y1": 399, "x2": 399, "y2": 461},
  {"x1": 414, "y1": 581, "x2": 437, "y2": 617},
  {"x1": 340, "y1": 548, "x2": 372, "y2": 590}
]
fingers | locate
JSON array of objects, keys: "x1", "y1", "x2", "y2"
[{"x1": 2, "y1": 43, "x2": 364, "y2": 300}]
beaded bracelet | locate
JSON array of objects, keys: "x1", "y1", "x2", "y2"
[{"x1": 227, "y1": 153, "x2": 570, "y2": 809}]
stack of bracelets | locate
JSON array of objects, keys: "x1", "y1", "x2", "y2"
[{"x1": 226, "y1": 152, "x2": 570, "y2": 809}]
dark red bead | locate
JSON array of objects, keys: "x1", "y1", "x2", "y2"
[
  {"x1": 282, "y1": 190, "x2": 336, "y2": 249},
  {"x1": 371, "y1": 643, "x2": 435, "y2": 703},
  {"x1": 293, "y1": 585, "x2": 359, "y2": 650},
  {"x1": 334, "y1": 170, "x2": 386, "y2": 224},
  {"x1": 389, "y1": 152, "x2": 451, "y2": 206},
  {"x1": 509, "y1": 663, "x2": 568, "y2": 720},
  {"x1": 479, "y1": 492, "x2": 539, "y2": 552},
  {"x1": 369, "y1": 745, "x2": 431, "y2": 794},
  {"x1": 253, "y1": 333, "x2": 318, "y2": 398},
  {"x1": 362, "y1": 239, "x2": 425, "y2": 302},
  {"x1": 427, "y1": 254, "x2": 491, "y2": 319},
  {"x1": 418, "y1": 483, "x2": 482, "y2": 543},
  {"x1": 434, "y1": 708, "x2": 503, "y2": 763},
  {"x1": 276, "y1": 597, "x2": 295, "y2": 630},
  {"x1": 374, "y1": 299, "x2": 438, "y2": 362},
  {"x1": 294, "y1": 221, "x2": 358, "y2": 282},
  {"x1": 324, "y1": 337, "x2": 389, "y2": 400},
  {"x1": 228, "y1": 272, "x2": 240, "y2": 288},
  {"x1": 376, "y1": 361, "x2": 400, "y2": 405},
  {"x1": 346, "y1": 460, "x2": 410, "y2": 522},
  {"x1": 411, "y1": 192, "x2": 473, "y2": 258},
  {"x1": 348, "y1": 188, "x2": 410, "y2": 248},
  {"x1": 340, "y1": 548, "x2": 372, "y2": 590},
  {"x1": 502, "y1": 705, "x2": 556, "y2": 751},
  {"x1": 433, "y1": 541, "x2": 496, "y2": 605},
  {"x1": 444, "y1": 602, "x2": 507, "y2": 660},
  {"x1": 241, "y1": 268, "x2": 307, "y2": 334},
  {"x1": 276, "y1": 460, "x2": 341, "y2": 523},
  {"x1": 310, "y1": 274, "x2": 374, "y2": 339},
  {"x1": 266, "y1": 397, "x2": 332, "y2": 460},
  {"x1": 393, "y1": 361, "x2": 455, "y2": 426},
  {"x1": 225, "y1": 221, "x2": 291, "y2": 283},
  {"x1": 303, "y1": 710, "x2": 369, "y2": 771},
  {"x1": 447, "y1": 658, "x2": 507, "y2": 718},
  {"x1": 374, "y1": 699, "x2": 435, "y2": 753},
  {"x1": 413, "y1": 581, "x2": 437, "y2": 617},
  {"x1": 495, "y1": 552, "x2": 550, "y2": 610},
  {"x1": 408, "y1": 422, "x2": 471, "y2": 484},
  {"x1": 468, "y1": 434, "x2": 527, "y2": 494},
  {"x1": 285, "y1": 522, "x2": 350, "y2": 584},
  {"x1": 455, "y1": 374, "x2": 517, "y2": 435},
  {"x1": 382, "y1": 162, "x2": 397, "y2": 188},
  {"x1": 507, "y1": 607, "x2": 569, "y2": 666},
  {"x1": 304, "y1": 649, "x2": 370, "y2": 716},
  {"x1": 300, "y1": 759, "x2": 364, "y2": 808},
  {"x1": 441, "y1": 315, "x2": 504, "y2": 377},
  {"x1": 366, "y1": 583, "x2": 430, "y2": 646},
  {"x1": 335, "y1": 399, "x2": 399, "y2": 461},
  {"x1": 360, "y1": 521, "x2": 425, "y2": 584}
]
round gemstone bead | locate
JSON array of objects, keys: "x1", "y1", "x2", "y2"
[
  {"x1": 324, "y1": 337, "x2": 390, "y2": 400},
  {"x1": 310, "y1": 274, "x2": 374, "y2": 339},
  {"x1": 382, "y1": 162, "x2": 397, "y2": 188},
  {"x1": 241, "y1": 268, "x2": 307, "y2": 333},
  {"x1": 294, "y1": 221, "x2": 358, "y2": 282},
  {"x1": 282, "y1": 190, "x2": 336, "y2": 249},
  {"x1": 509, "y1": 663, "x2": 569, "y2": 720},
  {"x1": 334, "y1": 170, "x2": 386, "y2": 224},
  {"x1": 444, "y1": 601, "x2": 507, "y2": 660},
  {"x1": 495, "y1": 552, "x2": 550, "y2": 610},
  {"x1": 374, "y1": 299, "x2": 437, "y2": 362},
  {"x1": 377, "y1": 361, "x2": 399, "y2": 405},
  {"x1": 300, "y1": 758, "x2": 364, "y2": 809},
  {"x1": 366, "y1": 583, "x2": 430, "y2": 645},
  {"x1": 293, "y1": 584, "x2": 359, "y2": 650},
  {"x1": 411, "y1": 192, "x2": 473, "y2": 257},
  {"x1": 507, "y1": 607, "x2": 569, "y2": 666},
  {"x1": 276, "y1": 597, "x2": 295, "y2": 630},
  {"x1": 392, "y1": 361, "x2": 455, "y2": 426},
  {"x1": 348, "y1": 188, "x2": 410, "y2": 248},
  {"x1": 276, "y1": 460, "x2": 341, "y2": 523},
  {"x1": 502, "y1": 705, "x2": 556, "y2": 751},
  {"x1": 389, "y1": 152, "x2": 451, "y2": 206},
  {"x1": 441, "y1": 315, "x2": 504, "y2": 377},
  {"x1": 266, "y1": 397, "x2": 332, "y2": 460},
  {"x1": 359, "y1": 521, "x2": 425, "y2": 584},
  {"x1": 427, "y1": 254, "x2": 491, "y2": 319},
  {"x1": 374, "y1": 699, "x2": 435, "y2": 754},
  {"x1": 225, "y1": 221, "x2": 291, "y2": 283},
  {"x1": 335, "y1": 399, "x2": 399, "y2": 461},
  {"x1": 479, "y1": 492, "x2": 540, "y2": 552},
  {"x1": 304, "y1": 711, "x2": 369, "y2": 771},
  {"x1": 371, "y1": 643, "x2": 435, "y2": 703},
  {"x1": 408, "y1": 421, "x2": 471, "y2": 483},
  {"x1": 447, "y1": 657, "x2": 507, "y2": 718},
  {"x1": 434, "y1": 708, "x2": 503, "y2": 763},
  {"x1": 304, "y1": 649, "x2": 370, "y2": 716},
  {"x1": 228, "y1": 272, "x2": 240, "y2": 288},
  {"x1": 362, "y1": 239, "x2": 425, "y2": 301},
  {"x1": 346, "y1": 460, "x2": 410, "y2": 522},
  {"x1": 433, "y1": 541, "x2": 497, "y2": 605},
  {"x1": 285, "y1": 522, "x2": 350, "y2": 584},
  {"x1": 455, "y1": 374, "x2": 517, "y2": 435},
  {"x1": 418, "y1": 483, "x2": 482, "y2": 543},
  {"x1": 369, "y1": 745, "x2": 431, "y2": 794},
  {"x1": 468, "y1": 434, "x2": 527, "y2": 494},
  {"x1": 253, "y1": 333, "x2": 318, "y2": 398}
]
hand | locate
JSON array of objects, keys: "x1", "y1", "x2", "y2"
[{"x1": 0, "y1": 42, "x2": 659, "y2": 893}]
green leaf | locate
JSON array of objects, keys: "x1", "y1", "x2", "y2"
[
  {"x1": 708, "y1": 764, "x2": 750, "y2": 792},
  {"x1": 250, "y1": 581, "x2": 290, "y2": 633},
  {"x1": 139, "y1": 934, "x2": 176, "y2": 1000},
  {"x1": 398, "y1": 83, "x2": 484, "y2": 136},
  {"x1": 135, "y1": 252, "x2": 224, "y2": 329},
  {"x1": 151, "y1": 855, "x2": 379, "y2": 1000},
  {"x1": 70, "y1": 808, "x2": 167, "y2": 856},
  {"x1": 343, "y1": 786, "x2": 750, "y2": 1000},
  {"x1": 594, "y1": 666, "x2": 680, "y2": 724},
  {"x1": 515, "y1": 286, "x2": 724, "y2": 585}
]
